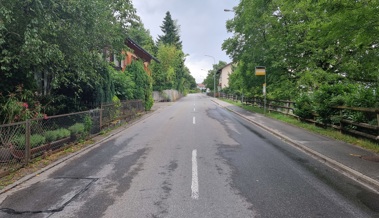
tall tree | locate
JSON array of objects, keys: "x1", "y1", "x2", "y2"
[
  {"x1": 157, "y1": 11, "x2": 182, "y2": 49},
  {"x1": 223, "y1": 0, "x2": 379, "y2": 99},
  {"x1": 223, "y1": 0, "x2": 379, "y2": 123}
]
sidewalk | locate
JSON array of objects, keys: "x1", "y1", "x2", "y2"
[{"x1": 212, "y1": 98, "x2": 379, "y2": 193}]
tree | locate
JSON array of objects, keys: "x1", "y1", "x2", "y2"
[
  {"x1": 126, "y1": 61, "x2": 153, "y2": 111},
  {"x1": 151, "y1": 44, "x2": 182, "y2": 91},
  {"x1": 223, "y1": 0, "x2": 378, "y2": 122},
  {"x1": 203, "y1": 61, "x2": 227, "y2": 93},
  {"x1": 157, "y1": 11, "x2": 182, "y2": 49},
  {"x1": 127, "y1": 19, "x2": 156, "y2": 55},
  {"x1": 0, "y1": 0, "x2": 143, "y2": 114},
  {"x1": 223, "y1": 0, "x2": 378, "y2": 99}
]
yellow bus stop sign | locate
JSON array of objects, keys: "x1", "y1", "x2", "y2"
[{"x1": 255, "y1": 66, "x2": 266, "y2": 76}]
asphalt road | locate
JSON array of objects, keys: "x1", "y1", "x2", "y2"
[{"x1": 0, "y1": 93, "x2": 377, "y2": 217}]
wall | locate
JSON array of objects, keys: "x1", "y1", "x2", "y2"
[{"x1": 153, "y1": 90, "x2": 182, "y2": 102}]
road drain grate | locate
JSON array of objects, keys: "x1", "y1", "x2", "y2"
[{"x1": 0, "y1": 177, "x2": 98, "y2": 215}]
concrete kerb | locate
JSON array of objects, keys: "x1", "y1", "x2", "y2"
[
  {"x1": 212, "y1": 100, "x2": 379, "y2": 193},
  {"x1": 0, "y1": 108, "x2": 164, "y2": 195}
]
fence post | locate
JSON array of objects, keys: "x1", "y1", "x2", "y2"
[
  {"x1": 25, "y1": 120, "x2": 31, "y2": 164},
  {"x1": 100, "y1": 104, "x2": 103, "y2": 131}
]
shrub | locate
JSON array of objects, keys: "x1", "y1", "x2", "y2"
[
  {"x1": 11, "y1": 134, "x2": 45, "y2": 149},
  {"x1": 44, "y1": 128, "x2": 70, "y2": 142},
  {"x1": 313, "y1": 83, "x2": 349, "y2": 124},
  {"x1": 68, "y1": 123, "x2": 85, "y2": 135},
  {"x1": 84, "y1": 115, "x2": 93, "y2": 134},
  {"x1": 294, "y1": 94, "x2": 314, "y2": 119},
  {"x1": 12, "y1": 135, "x2": 26, "y2": 149},
  {"x1": 30, "y1": 134, "x2": 46, "y2": 148},
  {"x1": 44, "y1": 130, "x2": 58, "y2": 142},
  {"x1": 57, "y1": 128, "x2": 71, "y2": 138}
]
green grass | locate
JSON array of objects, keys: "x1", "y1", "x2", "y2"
[{"x1": 221, "y1": 98, "x2": 379, "y2": 154}]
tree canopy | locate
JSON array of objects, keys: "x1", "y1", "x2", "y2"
[
  {"x1": 0, "y1": 1, "x2": 197, "y2": 122},
  {"x1": 152, "y1": 11, "x2": 195, "y2": 94},
  {"x1": 0, "y1": 0, "x2": 147, "y2": 116},
  {"x1": 157, "y1": 11, "x2": 183, "y2": 50},
  {"x1": 222, "y1": 0, "x2": 379, "y2": 123}
]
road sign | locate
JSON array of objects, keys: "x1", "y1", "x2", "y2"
[{"x1": 255, "y1": 66, "x2": 266, "y2": 76}]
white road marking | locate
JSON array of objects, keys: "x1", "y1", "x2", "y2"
[
  {"x1": 191, "y1": 149, "x2": 199, "y2": 200},
  {"x1": 193, "y1": 116, "x2": 196, "y2": 124},
  {"x1": 194, "y1": 107, "x2": 196, "y2": 112}
]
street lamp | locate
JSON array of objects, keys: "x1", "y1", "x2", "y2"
[
  {"x1": 224, "y1": 9, "x2": 234, "y2": 12},
  {"x1": 204, "y1": 55, "x2": 216, "y2": 98}
]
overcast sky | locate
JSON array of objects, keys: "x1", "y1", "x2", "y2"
[{"x1": 131, "y1": 0, "x2": 238, "y2": 83}]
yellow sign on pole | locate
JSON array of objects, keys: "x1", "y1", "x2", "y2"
[{"x1": 255, "y1": 66, "x2": 266, "y2": 76}]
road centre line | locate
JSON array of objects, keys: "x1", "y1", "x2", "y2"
[
  {"x1": 191, "y1": 149, "x2": 199, "y2": 200},
  {"x1": 193, "y1": 116, "x2": 196, "y2": 124}
]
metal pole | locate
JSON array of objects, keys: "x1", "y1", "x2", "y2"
[
  {"x1": 264, "y1": 73, "x2": 267, "y2": 115},
  {"x1": 25, "y1": 119, "x2": 31, "y2": 164},
  {"x1": 214, "y1": 72, "x2": 216, "y2": 98},
  {"x1": 205, "y1": 55, "x2": 216, "y2": 98}
]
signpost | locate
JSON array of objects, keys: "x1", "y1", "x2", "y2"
[{"x1": 255, "y1": 66, "x2": 267, "y2": 114}]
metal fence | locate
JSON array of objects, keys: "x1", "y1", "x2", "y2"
[{"x1": 0, "y1": 100, "x2": 144, "y2": 178}]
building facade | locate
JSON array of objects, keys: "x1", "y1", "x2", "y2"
[{"x1": 217, "y1": 63, "x2": 234, "y2": 90}]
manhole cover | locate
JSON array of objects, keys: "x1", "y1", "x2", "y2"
[{"x1": 361, "y1": 155, "x2": 379, "y2": 163}]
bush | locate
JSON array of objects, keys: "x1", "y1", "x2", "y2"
[
  {"x1": 12, "y1": 135, "x2": 26, "y2": 149},
  {"x1": 84, "y1": 115, "x2": 92, "y2": 134},
  {"x1": 313, "y1": 83, "x2": 349, "y2": 124},
  {"x1": 57, "y1": 128, "x2": 71, "y2": 138},
  {"x1": 44, "y1": 130, "x2": 58, "y2": 142},
  {"x1": 68, "y1": 123, "x2": 85, "y2": 135},
  {"x1": 294, "y1": 94, "x2": 314, "y2": 119},
  {"x1": 44, "y1": 128, "x2": 70, "y2": 142},
  {"x1": 12, "y1": 134, "x2": 46, "y2": 149},
  {"x1": 30, "y1": 134, "x2": 46, "y2": 148}
]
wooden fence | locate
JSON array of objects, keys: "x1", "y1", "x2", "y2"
[{"x1": 221, "y1": 94, "x2": 379, "y2": 141}]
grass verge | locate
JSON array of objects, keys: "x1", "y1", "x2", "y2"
[{"x1": 221, "y1": 98, "x2": 379, "y2": 154}]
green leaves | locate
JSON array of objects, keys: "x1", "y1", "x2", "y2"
[
  {"x1": 157, "y1": 11, "x2": 182, "y2": 50},
  {"x1": 224, "y1": 0, "x2": 378, "y2": 107},
  {"x1": 126, "y1": 61, "x2": 153, "y2": 110},
  {"x1": 152, "y1": 44, "x2": 187, "y2": 91}
]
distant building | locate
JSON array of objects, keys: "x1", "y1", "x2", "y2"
[
  {"x1": 216, "y1": 63, "x2": 234, "y2": 90},
  {"x1": 197, "y1": 83, "x2": 206, "y2": 91}
]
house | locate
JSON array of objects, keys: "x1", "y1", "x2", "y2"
[
  {"x1": 105, "y1": 37, "x2": 159, "y2": 75},
  {"x1": 197, "y1": 83, "x2": 206, "y2": 91},
  {"x1": 216, "y1": 63, "x2": 234, "y2": 90}
]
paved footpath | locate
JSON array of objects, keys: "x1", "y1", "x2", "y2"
[{"x1": 212, "y1": 98, "x2": 379, "y2": 193}]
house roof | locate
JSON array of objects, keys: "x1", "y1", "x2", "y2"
[
  {"x1": 125, "y1": 37, "x2": 160, "y2": 63},
  {"x1": 216, "y1": 62, "x2": 233, "y2": 75}
]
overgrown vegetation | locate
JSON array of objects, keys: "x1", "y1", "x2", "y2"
[
  {"x1": 44, "y1": 129, "x2": 71, "y2": 143},
  {"x1": 222, "y1": 99, "x2": 379, "y2": 154},
  {"x1": 0, "y1": 1, "x2": 196, "y2": 123},
  {"x1": 222, "y1": 0, "x2": 378, "y2": 124}
]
